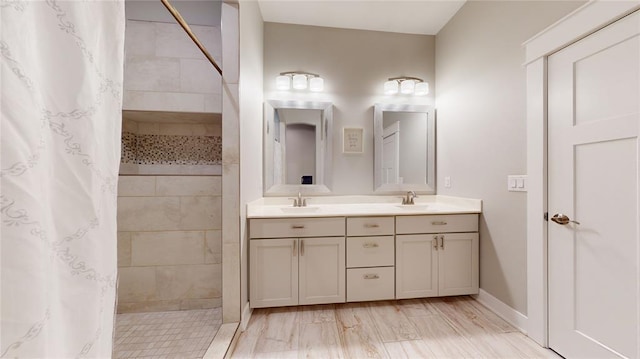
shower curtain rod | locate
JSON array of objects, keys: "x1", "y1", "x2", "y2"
[{"x1": 160, "y1": 0, "x2": 223, "y2": 76}]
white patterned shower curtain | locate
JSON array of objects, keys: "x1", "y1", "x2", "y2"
[{"x1": 1, "y1": 1, "x2": 125, "y2": 357}]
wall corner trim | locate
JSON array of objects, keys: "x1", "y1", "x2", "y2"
[
  {"x1": 474, "y1": 289, "x2": 529, "y2": 335},
  {"x1": 240, "y1": 302, "x2": 252, "y2": 332}
]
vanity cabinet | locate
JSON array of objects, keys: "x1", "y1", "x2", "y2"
[
  {"x1": 249, "y1": 217, "x2": 346, "y2": 308},
  {"x1": 396, "y1": 214, "x2": 479, "y2": 299},
  {"x1": 249, "y1": 212, "x2": 479, "y2": 308}
]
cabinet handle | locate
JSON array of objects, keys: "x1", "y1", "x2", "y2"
[
  {"x1": 291, "y1": 225, "x2": 305, "y2": 229},
  {"x1": 364, "y1": 223, "x2": 380, "y2": 228},
  {"x1": 293, "y1": 240, "x2": 297, "y2": 257},
  {"x1": 363, "y1": 242, "x2": 379, "y2": 248},
  {"x1": 300, "y1": 239, "x2": 304, "y2": 256},
  {"x1": 432, "y1": 221, "x2": 447, "y2": 226},
  {"x1": 433, "y1": 235, "x2": 439, "y2": 251},
  {"x1": 440, "y1": 235, "x2": 445, "y2": 250},
  {"x1": 363, "y1": 274, "x2": 380, "y2": 280}
]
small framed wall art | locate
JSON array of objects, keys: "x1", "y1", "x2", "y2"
[{"x1": 343, "y1": 127, "x2": 363, "y2": 154}]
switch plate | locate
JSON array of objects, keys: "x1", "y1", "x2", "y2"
[
  {"x1": 507, "y1": 175, "x2": 527, "y2": 192},
  {"x1": 444, "y1": 176, "x2": 451, "y2": 188}
]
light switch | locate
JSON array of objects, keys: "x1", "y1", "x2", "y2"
[
  {"x1": 507, "y1": 175, "x2": 527, "y2": 192},
  {"x1": 444, "y1": 176, "x2": 451, "y2": 188}
]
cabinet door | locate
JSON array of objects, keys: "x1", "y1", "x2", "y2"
[
  {"x1": 438, "y1": 233, "x2": 479, "y2": 296},
  {"x1": 298, "y1": 237, "x2": 346, "y2": 305},
  {"x1": 250, "y1": 238, "x2": 298, "y2": 308},
  {"x1": 396, "y1": 234, "x2": 438, "y2": 299}
]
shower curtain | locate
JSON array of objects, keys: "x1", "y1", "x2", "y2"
[{"x1": 1, "y1": 1, "x2": 125, "y2": 357}]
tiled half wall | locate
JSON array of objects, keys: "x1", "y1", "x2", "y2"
[{"x1": 116, "y1": 175, "x2": 222, "y2": 313}]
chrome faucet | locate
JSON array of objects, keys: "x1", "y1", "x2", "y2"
[
  {"x1": 402, "y1": 191, "x2": 418, "y2": 205},
  {"x1": 291, "y1": 191, "x2": 307, "y2": 207}
]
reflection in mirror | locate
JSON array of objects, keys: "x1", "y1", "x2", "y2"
[
  {"x1": 374, "y1": 103, "x2": 435, "y2": 194},
  {"x1": 264, "y1": 100, "x2": 333, "y2": 195}
]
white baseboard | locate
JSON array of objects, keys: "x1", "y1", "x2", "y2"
[
  {"x1": 473, "y1": 289, "x2": 528, "y2": 334},
  {"x1": 240, "y1": 302, "x2": 252, "y2": 332}
]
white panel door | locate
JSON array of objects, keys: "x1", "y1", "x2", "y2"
[
  {"x1": 548, "y1": 10, "x2": 639, "y2": 359},
  {"x1": 250, "y1": 238, "x2": 298, "y2": 308},
  {"x1": 396, "y1": 234, "x2": 438, "y2": 299},
  {"x1": 298, "y1": 237, "x2": 346, "y2": 305},
  {"x1": 438, "y1": 233, "x2": 479, "y2": 296},
  {"x1": 382, "y1": 122, "x2": 400, "y2": 184}
]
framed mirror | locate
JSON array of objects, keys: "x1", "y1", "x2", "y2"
[
  {"x1": 264, "y1": 100, "x2": 333, "y2": 195},
  {"x1": 374, "y1": 103, "x2": 435, "y2": 194}
]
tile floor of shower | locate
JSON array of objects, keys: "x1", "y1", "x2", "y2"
[{"x1": 113, "y1": 308, "x2": 222, "y2": 359}]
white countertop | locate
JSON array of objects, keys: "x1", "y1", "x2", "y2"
[{"x1": 246, "y1": 195, "x2": 482, "y2": 218}]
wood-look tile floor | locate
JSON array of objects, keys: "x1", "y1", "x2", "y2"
[{"x1": 230, "y1": 296, "x2": 559, "y2": 359}]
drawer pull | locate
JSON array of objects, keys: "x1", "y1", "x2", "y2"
[
  {"x1": 440, "y1": 235, "x2": 445, "y2": 250},
  {"x1": 431, "y1": 221, "x2": 448, "y2": 226},
  {"x1": 363, "y1": 274, "x2": 380, "y2": 280},
  {"x1": 291, "y1": 225, "x2": 305, "y2": 229},
  {"x1": 433, "y1": 235, "x2": 439, "y2": 250},
  {"x1": 300, "y1": 239, "x2": 305, "y2": 256},
  {"x1": 364, "y1": 224, "x2": 380, "y2": 228},
  {"x1": 363, "y1": 242, "x2": 379, "y2": 248}
]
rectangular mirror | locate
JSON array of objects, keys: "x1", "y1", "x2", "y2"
[
  {"x1": 374, "y1": 103, "x2": 435, "y2": 194},
  {"x1": 264, "y1": 100, "x2": 333, "y2": 195}
]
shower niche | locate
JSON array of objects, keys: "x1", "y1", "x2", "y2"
[{"x1": 120, "y1": 110, "x2": 222, "y2": 176}]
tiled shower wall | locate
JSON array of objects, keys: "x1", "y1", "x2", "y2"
[
  {"x1": 123, "y1": 20, "x2": 222, "y2": 113},
  {"x1": 117, "y1": 175, "x2": 222, "y2": 313}
]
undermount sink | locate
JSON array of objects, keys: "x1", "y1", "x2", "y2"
[
  {"x1": 395, "y1": 204, "x2": 430, "y2": 210},
  {"x1": 279, "y1": 206, "x2": 321, "y2": 213}
]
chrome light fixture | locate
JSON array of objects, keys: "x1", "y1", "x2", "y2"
[
  {"x1": 276, "y1": 71, "x2": 324, "y2": 92},
  {"x1": 384, "y1": 76, "x2": 429, "y2": 96}
]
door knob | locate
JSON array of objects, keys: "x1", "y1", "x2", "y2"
[{"x1": 551, "y1": 213, "x2": 580, "y2": 225}]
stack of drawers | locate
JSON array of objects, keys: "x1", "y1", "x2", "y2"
[{"x1": 346, "y1": 217, "x2": 395, "y2": 301}]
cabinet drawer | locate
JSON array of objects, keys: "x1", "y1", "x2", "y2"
[
  {"x1": 347, "y1": 217, "x2": 394, "y2": 236},
  {"x1": 250, "y1": 217, "x2": 345, "y2": 238},
  {"x1": 347, "y1": 236, "x2": 394, "y2": 268},
  {"x1": 396, "y1": 214, "x2": 478, "y2": 234},
  {"x1": 347, "y1": 267, "x2": 395, "y2": 302}
]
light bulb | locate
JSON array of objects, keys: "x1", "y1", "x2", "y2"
[
  {"x1": 309, "y1": 77, "x2": 324, "y2": 92},
  {"x1": 276, "y1": 75, "x2": 290, "y2": 90},
  {"x1": 414, "y1": 82, "x2": 429, "y2": 96},
  {"x1": 292, "y1": 74, "x2": 307, "y2": 90},
  {"x1": 384, "y1": 80, "x2": 398, "y2": 95},
  {"x1": 400, "y1": 80, "x2": 415, "y2": 94}
]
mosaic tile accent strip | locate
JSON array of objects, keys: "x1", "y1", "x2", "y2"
[
  {"x1": 121, "y1": 132, "x2": 221, "y2": 165},
  {"x1": 113, "y1": 308, "x2": 222, "y2": 359},
  {"x1": 121, "y1": 132, "x2": 137, "y2": 164}
]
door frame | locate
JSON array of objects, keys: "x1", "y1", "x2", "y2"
[{"x1": 524, "y1": 0, "x2": 640, "y2": 347}]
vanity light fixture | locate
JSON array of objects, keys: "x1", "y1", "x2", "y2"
[
  {"x1": 383, "y1": 76, "x2": 429, "y2": 96},
  {"x1": 276, "y1": 71, "x2": 324, "y2": 92}
]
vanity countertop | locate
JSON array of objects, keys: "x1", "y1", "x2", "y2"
[{"x1": 246, "y1": 195, "x2": 481, "y2": 218}]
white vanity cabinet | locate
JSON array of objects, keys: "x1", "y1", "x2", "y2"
[
  {"x1": 396, "y1": 214, "x2": 479, "y2": 299},
  {"x1": 249, "y1": 217, "x2": 346, "y2": 308},
  {"x1": 247, "y1": 201, "x2": 481, "y2": 308},
  {"x1": 346, "y1": 217, "x2": 395, "y2": 302}
]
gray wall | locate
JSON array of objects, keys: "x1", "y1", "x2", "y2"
[
  {"x1": 435, "y1": 0, "x2": 584, "y2": 314},
  {"x1": 264, "y1": 23, "x2": 435, "y2": 195}
]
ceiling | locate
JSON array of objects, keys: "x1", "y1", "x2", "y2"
[
  {"x1": 124, "y1": 0, "x2": 464, "y2": 36},
  {"x1": 125, "y1": 0, "x2": 222, "y2": 26},
  {"x1": 257, "y1": 0, "x2": 466, "y2": 35}
]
